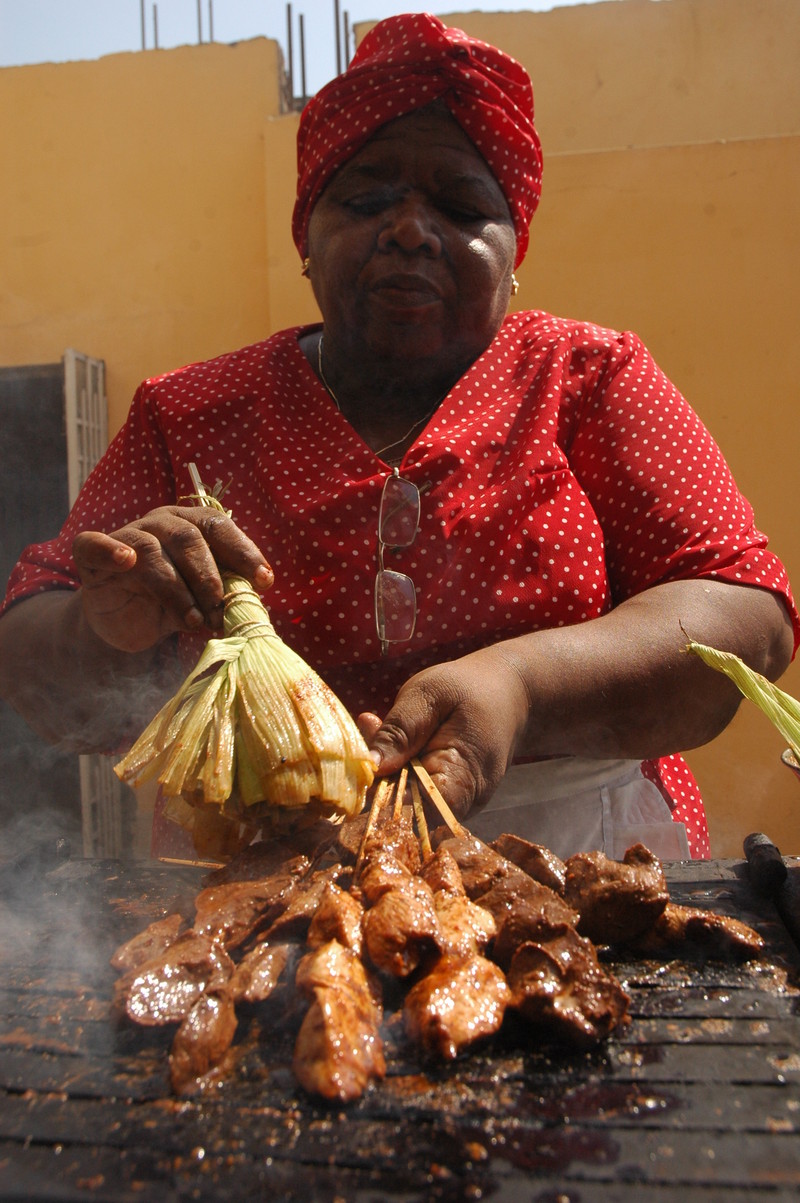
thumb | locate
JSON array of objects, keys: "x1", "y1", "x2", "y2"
[{"x1": 362, "y1": 710, "x2": 429, "y2": 776}]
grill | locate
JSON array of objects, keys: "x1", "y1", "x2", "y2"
[{"x1": 1, "y1": 853, "x2": 799, "y2": 1201}]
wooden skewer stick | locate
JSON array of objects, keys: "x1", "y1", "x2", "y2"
[
  {"x1": 410, "y1": 777, "x2": 432, "y2": 861},
  {"x1": 392, "y1": 766, "x2": 408, "y2": 822},
  {"x1": 188, "y1": 462, "x2": 209, "y2": 500},
  {"x1": 354, "y1": 777, "x2": 393, "y2": 880},
  {"x1": 410, "y1": 758, "x2": 466, "y2": 837},
  {"x1": 158, "y1": 856, "x2": 223, "y2": 869}
]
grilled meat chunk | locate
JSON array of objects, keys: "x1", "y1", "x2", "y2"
[
  {"x1": 480, "y1": 876, "x2": 579, "y2": 933},
  {"x1": 293, "y1": 939, "x2": 385, "y2": 1101},
  {"x1": 203, "y1": 842, "x2": 314, "y2": 886},
  {"x1": 307, "y1": 882, "x2": 364, "y2": 956},
  {"x1": 492, "y1": 894, "x2": 579, "y2": 971},
  {"x1": 564, "y1": 843, "x2": 669, "y2": 945},
  {"x1": 434, "y1": 835, "x2": 575, "y2": 930},
  {"x1": 169, "y1": 987, "x2": 237, "y2": 1093},
  {"x1": 264, "y1": 864, "x2": 345, "y2": 942},
  {"x1": 420, "y1": 847, "x2": 466, "y2": 897},
  {"x1": 418, "y1": 846, "x2": 497, "y2": 957},
  {"x1": 433, "y1": 892, "x2": 497, "y2": 959},
  {"x1": 230, "y1": 940, "x2": 294, "y2": 1004},
  {"x1": 111, "y1": 912, "x2": 185, "y2": 973},
  {"x1": 192, "y1": 862, "x2": 305, "y2": 951},
  {"x1": 490, "y1": 834, "x2": 567, "y2": 894},
  {"x1": 362, "y1": 875, "x2": 442, "y2": 977},
  {"x1": 404, "y1": 952, "x2": 511, "y2": 1060},
  {"x1": 356, "y1": 850, "x2": 415, "y2": 906},
  {"x1": 434, "y1": 833, "x2": 524, "y2": 899},
  {"x1": 507, "y1": 924, "x2": 629, "y2": 1047},
  {"x1": 628, "y1": 902, "x2": 765, "y2": 960},
  {"x1": 115, "y1": 930, "x2": 234, "y2": 1026}
]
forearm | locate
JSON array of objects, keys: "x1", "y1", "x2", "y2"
[
  {"x1": 0, "y1": 591, "x2": 170, "y2": 752},
  {"x1": 497, "y1": 579, "x2": 795, "y2": 762}
]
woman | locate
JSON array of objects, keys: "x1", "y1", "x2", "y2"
[{"x1": 0, "y1": 14, "x2": 796, "y2": 860}]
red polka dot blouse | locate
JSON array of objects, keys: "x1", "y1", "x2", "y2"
[{"x1": 5, "y1": 312, "x2": 798, "y2": 858}]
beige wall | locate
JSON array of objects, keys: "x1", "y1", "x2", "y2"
[{"x1": 2, "y1": 0, "x2": 799, "y2": 855}]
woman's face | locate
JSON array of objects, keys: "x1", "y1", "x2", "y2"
[{"x1": 305, "y1": 106, "x2": 518, "y2": 378}]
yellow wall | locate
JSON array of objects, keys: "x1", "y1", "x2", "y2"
[
  {"x1": 2, "y1": 0, "x2": 799, "y2": 856},
  {"x1": 0, "y1": 38, "x2": 284, "y2": 417}
]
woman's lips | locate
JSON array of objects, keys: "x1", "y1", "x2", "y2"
[{"x1": 372, "y1": 274, "x2": 443, "y2": 310}]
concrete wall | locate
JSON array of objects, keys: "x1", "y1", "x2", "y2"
[{"x1": 2, "y1": 0, "x2": 798, "y2": 855}]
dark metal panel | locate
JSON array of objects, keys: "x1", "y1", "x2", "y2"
[{"x1": 0, "y1": 363, "x2": 81, "y2": 837}]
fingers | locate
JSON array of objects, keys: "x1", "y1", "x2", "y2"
[
  {"x1": 190, "y1": 509, "x2": 273, "y2": 593},
  {"x1": 364, "y1": 679, "x2": 479, "y2": 819},
  {"x1": 129, "y1": 508, "x2": 272, "y2": 628},
  {"x1": 356, "y1": 711, "x2": 383, "y2": 742},
  {"x1": 366, "y1": 693, "x2": 436, "y2": 775},
  {"x1": 72, "y1": 531, "x2": 137, "y2": 576},
  {"x1": 72, "y1": 507, "x2": 274, "y2": 647}
]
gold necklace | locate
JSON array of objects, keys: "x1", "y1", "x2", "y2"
[{"x1": 317, "y1": 334, "x2": 442, "y2": 463}]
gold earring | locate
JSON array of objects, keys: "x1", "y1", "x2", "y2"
[
  {"x1": 511, "y1": 273, "x2": 520, "y2": 296},
  {"x1": 301, "y1": 257, "x2": 311, "y2": 278}
]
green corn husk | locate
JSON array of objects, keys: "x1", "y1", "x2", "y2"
[
  {"x1": 114, "y1": 479, "x2": 374, "y2": 837},
  {"x1": 686, "y1": 638, "x2": 800, "y2": 762}
]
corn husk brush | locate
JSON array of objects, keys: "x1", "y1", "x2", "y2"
[
  {"x1": 114, "y1": 469, "x2": 374, "y2": 833},
  {"x1": 686, "y1": 637, "x2": 800, "y2": 762}
]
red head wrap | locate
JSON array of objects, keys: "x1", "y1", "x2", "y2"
[{"x1": 292, "y1": 12, "x2": 543, "y2": 269}]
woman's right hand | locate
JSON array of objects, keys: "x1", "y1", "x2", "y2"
[{"x1": 72, "y1": 506, "x2": 273, "y2": 653}]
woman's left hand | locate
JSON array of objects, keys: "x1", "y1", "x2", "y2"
[{"x1": 359, "y1": 645, "x2": 532, "y2": 821}]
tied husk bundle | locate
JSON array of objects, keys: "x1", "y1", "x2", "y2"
[
  {"x1": 114, "y1": 475, "x2": 374, "y2": 848},
  {"x1": 686, "y1": 638, "x2": 800, "y2": 762}
]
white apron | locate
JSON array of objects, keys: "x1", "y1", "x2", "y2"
[{"x1": 466, "y1": 757, "x2": 690, "y2": 862}]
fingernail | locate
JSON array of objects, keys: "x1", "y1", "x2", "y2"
[
  {"x1": 113, "y1": 545, "x2": 135, "y2": 565},
  {"x1": 369, "y1": 749, "x2": 382, "y2": 769},
  {"x1": 254, "y1": 565, "x2": 272, "y2": 591},
  {"x1": 185, "y1": 607, "x2": 204, "y2": 629}
]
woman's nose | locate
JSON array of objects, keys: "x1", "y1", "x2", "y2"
[{"x1": 377, "y1": 198, "x2": 442, "y2": 257}]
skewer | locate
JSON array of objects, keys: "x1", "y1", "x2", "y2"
[
  {"x1": 158, "y1": 855, "x2": 223, "y2": 869},
  {"x1": 410, "y1": 759, "x2": 466, "y2": 836},
  {"x1": 354, "y1": 777, "x2": 393, "y2": 880},
  {"x1": 410, "y1": 777, "x2": 432, "y2": 861},
  {"x1": 188, "y1": 461, "x2": 209, "y2": 500},
  {"x1": 392, "y1": 766, "x2": 408, "y2": 822}
]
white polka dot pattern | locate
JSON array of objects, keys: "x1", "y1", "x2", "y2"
[
  {"x1": 6, "y1": 312, "x2": 797, "y2": 858},
  {"x1": 292, "y1": 12, "x2": 542, "y2": 268}
]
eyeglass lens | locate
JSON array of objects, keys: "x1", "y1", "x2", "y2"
[
  {"x1": 375, "y1": 569, "x2": 417, "y2": 643},
  {"x1": 378, "y1": 474, "x2": 420, "y2": 546}
]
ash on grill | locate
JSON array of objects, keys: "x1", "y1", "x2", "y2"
[{"x1": 111, "y1": 772, "x2": 765, "y2": 1102}]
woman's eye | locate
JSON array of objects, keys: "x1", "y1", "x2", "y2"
[
  {"x1": 342, "y1": 193, "x2": 391, "y2": 215},
  {"x1": 442, "y1": 204, "x2": 484, "y2": 222}
]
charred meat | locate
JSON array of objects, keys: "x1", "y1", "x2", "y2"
[
  {"x1": 361, "y1": 873, "x2": 442, "y2": 977},
  {"x1": 192, "y1": 859, "x2": 307, "y2": 951},
  {"x1": 110, "y1": 912, "x2": 185, "y2": 973}
]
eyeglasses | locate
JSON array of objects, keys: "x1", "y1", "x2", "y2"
[{"x1": 375, "y1": 469, "x2": 422, "y2": 655}]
